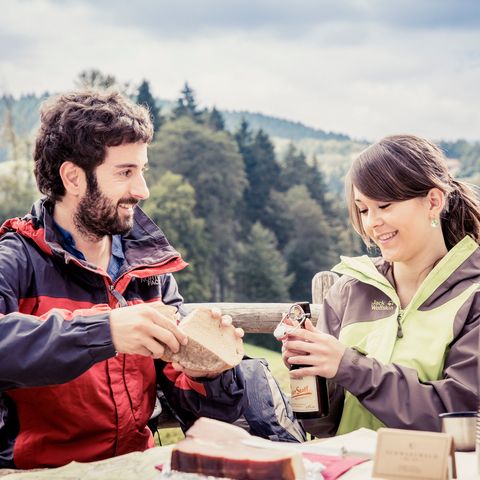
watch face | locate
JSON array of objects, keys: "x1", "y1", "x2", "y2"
[{"x1": 288, "y1": 304, "x2": 305, "y2": 323}]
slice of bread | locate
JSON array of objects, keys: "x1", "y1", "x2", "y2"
[{"x1": 161, "y1": 307, "x2": 244, "y2": 374}]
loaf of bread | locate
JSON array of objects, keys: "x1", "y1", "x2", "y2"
[
  {"x1": 149, "y1": 303, "x2": 179, "y2": 321},
  {"x1": 171, "y1": 418, "x2": 306, "y2": 480},
  {"x1": 160, "y1": 307, "x2": 244, "y2": 374}
]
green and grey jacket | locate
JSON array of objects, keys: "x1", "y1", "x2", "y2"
[{"x1": 319, "y1": 235, "x2": 480, "y2": 434}]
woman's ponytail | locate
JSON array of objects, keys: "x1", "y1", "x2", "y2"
[{"x1": 442, "y1": 179, "x2": 480, "y2": 248}]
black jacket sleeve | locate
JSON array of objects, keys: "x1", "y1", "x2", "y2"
[
  {"x1": 156, "y1": 361, "x2": 246, "y2": 430},
  {"x1": 0, "y1": 311, "x2": 115, "y2": 391},
  {"x1": 0, "y1": 235, "x2": 116, "y2": 391}
]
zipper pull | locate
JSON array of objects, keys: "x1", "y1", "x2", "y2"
[
  {"x1": 396, "y1": 311, "x2": 404, "y2": 338},
  {"x1": 109, "y1": 285, "x2": 128, "y2": 307}
]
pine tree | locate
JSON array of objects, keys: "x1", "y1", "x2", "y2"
[
  {"x1": 279, "y1": 143, "x2": 309, "y2": 190},
  {"x1": 280, "y1": 143, "x2": 330, "y2": 211},
  {"x1": 234, "y1": 121, "x2": 281, "y2": 232},
  {"x1": 234, "y1": 119, "x2": 253, "y2": 165},
  {"x1": 234, "y1": 119, "x2": 254, "y2": 232},
  {"x1": 305, "y1": 154, "x2": 331, "y2": 212},
  {"x1": 263, "y1": 189, "x2": 292, "y2": 250},
  {"x1": 149, "y1": 117, "x2": 247, "y2": 301},
  {"x1": 142, "y1": 171, "x2": 212, "y2": 301},
  {"x1": 0, "y1": 99, "x2": 37, "y2": 221},
  {"x1": 281, "y1": 185, "x2": 337, "y2": 300},
  {"x1": 74, "y1": 69, "x2": 132, "y2": 95},
  {"x1": 208, "y1": 107, "x2": 225, "y2": 131},
  {"x1": 172, "y1": 83, "x2": 204, "y2": 122},
  {"x1": 137, "y1": 79, "x2": 163, "y2": 134},
  {"x1": 75, "y1": 69, "x2": 117, "y2": 90},
  {"x1": 235, "y1": 222, "x2": 292, "y2": 302},
  {"x1": 234, "y1": 222, "x2": 293, "y2": 351},
  {"x1": 247, "y1": 129, "x2": 281, "y2": 224}
]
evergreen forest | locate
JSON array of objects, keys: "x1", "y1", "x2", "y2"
[{"x1": 1, "y1": 71, "x2": 479, "y2": 351}]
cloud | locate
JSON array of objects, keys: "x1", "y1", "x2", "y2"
[
  {"x1": 50, "y1": 0, "x2": 480, "y2": 40},
  {"x1": 0, "y1": 0, "x2": 479, "y2": 140},
  {"x1": 50, "y1": 0, "x2": 362, "y2": 40},
  {"x1": 0, "y1": 33, "x2": 32, "y2": 62}
]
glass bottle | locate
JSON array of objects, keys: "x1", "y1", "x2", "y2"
[{"x1": 289, "y1": 302, "x2": 330, "y2": 419}]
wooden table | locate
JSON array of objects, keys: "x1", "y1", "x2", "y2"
[{"x1": 0, "y1": 443, "x2": 476, "y2": 479}]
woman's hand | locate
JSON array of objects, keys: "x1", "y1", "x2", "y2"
[
  {"x1": 282, "y1": 318, "x2": 346, "y2": 379},
  {"x1": 280, "y1": 314, "x2": 302, "y2": 368}
]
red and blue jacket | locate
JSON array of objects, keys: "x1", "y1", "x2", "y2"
[{"x1": 0, "y1": 199, "x2": 245, "y2": 469}]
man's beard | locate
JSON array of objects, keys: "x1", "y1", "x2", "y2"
[{"x1": 74, "y1": 173, "x2": 138, "y2": 241}]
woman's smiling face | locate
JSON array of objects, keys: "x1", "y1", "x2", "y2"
[{"x1": 353, "y1": 186, "x2": 434, "y2": 264}]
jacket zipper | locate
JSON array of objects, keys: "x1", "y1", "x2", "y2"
[
  {"x1": 102, "y1": 277, "x2": 128, "y2": 308},
  {"x1": 109, "y1": 285, "x2": 128, "y2": 307},
  {"x1": 396, "y1": 309, "x2": 404, "y2": 338},
  {"x1": 63, "y1": 251, "x2": 183, "y2": 307}
]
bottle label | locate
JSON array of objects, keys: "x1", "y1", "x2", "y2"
[{"x1": 290, "y1": 375, "x2": 319, "y2": 413}]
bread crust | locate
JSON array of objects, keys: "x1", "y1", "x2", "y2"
[{"x1": 160, "y1": 307, "x2": 244, "y2": 374}]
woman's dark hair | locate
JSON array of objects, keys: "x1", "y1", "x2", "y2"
[
  {"x1": 34, "y1": 89, "x2": 153, "y2": 200},
  {"x1": 346, "y1": 134, "x2": 480, "y2": 249}
]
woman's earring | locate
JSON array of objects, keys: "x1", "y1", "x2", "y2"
[{"x1": 430, "y1": 218, "x2": 439, "y2": 228}]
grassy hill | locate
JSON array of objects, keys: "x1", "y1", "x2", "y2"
[{"x1": 222, "y1": 110, "x2": 349, "y2": 142}]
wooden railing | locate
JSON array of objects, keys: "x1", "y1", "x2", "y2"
[
  {"x1": 183, "y1": 303, "x2": 323, "y2": 333},
  {"x1": 182, "y1": 270, "x2": 339, "y2": 333}
]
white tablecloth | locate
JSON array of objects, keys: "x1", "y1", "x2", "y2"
[{"x1": 1, "y1": 438, "x2": 476, "y2": 479}]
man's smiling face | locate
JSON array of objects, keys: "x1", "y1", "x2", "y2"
[{"x1": 74, "y1": 142, "x2": 150, "y2": 239}]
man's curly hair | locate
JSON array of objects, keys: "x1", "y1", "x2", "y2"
[{"x1": 34, "y1": 89, "x2": 153, "y2": 200}]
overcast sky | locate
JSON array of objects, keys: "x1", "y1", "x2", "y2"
[{"x1": 1, "y1": 0, "x2": 479, "y2": 141}]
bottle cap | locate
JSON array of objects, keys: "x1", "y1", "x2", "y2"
[{"x1": 272, "y1": 302, "x2": 310, "y2": 340}]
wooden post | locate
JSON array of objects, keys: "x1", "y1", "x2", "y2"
[{"x1": 311, "y1": 271, "x2": 339, "y2": 304}]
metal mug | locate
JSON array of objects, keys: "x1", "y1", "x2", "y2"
[{"x1": 439, "y1": 411, "x2": 476, "y2": 452}]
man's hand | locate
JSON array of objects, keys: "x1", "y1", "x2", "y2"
[
  {"x1": 211, "y1": 307, "x2": 244, "y2": 339},
  {"x1": 109, "y1": 303, "x2": 188, "y2": 358},
  {"x1": 172, "y1": 307, "x2": 244, "y2": 378}
]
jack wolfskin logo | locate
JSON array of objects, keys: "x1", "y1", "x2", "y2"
[
  {"x1": 141, "y1": 276, "x2": 161, "y2": 286},
  {"x1": 371, "y1": 300, "x2": 395, "y2": 311}
]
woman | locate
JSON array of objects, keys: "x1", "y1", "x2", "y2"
[{"x1": 282, "y1": 134, "x2": 480, "y2": 434}]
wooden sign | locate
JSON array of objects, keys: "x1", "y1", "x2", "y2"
[{"x1": 372, "y1": 428, "x2": 456, "y2": 479}]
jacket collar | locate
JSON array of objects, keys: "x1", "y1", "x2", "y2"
[
  {"x1": 1, "y1": 198, "x2": 186, "y2": 272},
  {"x1": 332, "y1": 236, "x2": 480, "y2": 309}
]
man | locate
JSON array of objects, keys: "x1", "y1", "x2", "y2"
[{"x1": 0, "y1": 90, "x2": 245, "y2": 469}]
